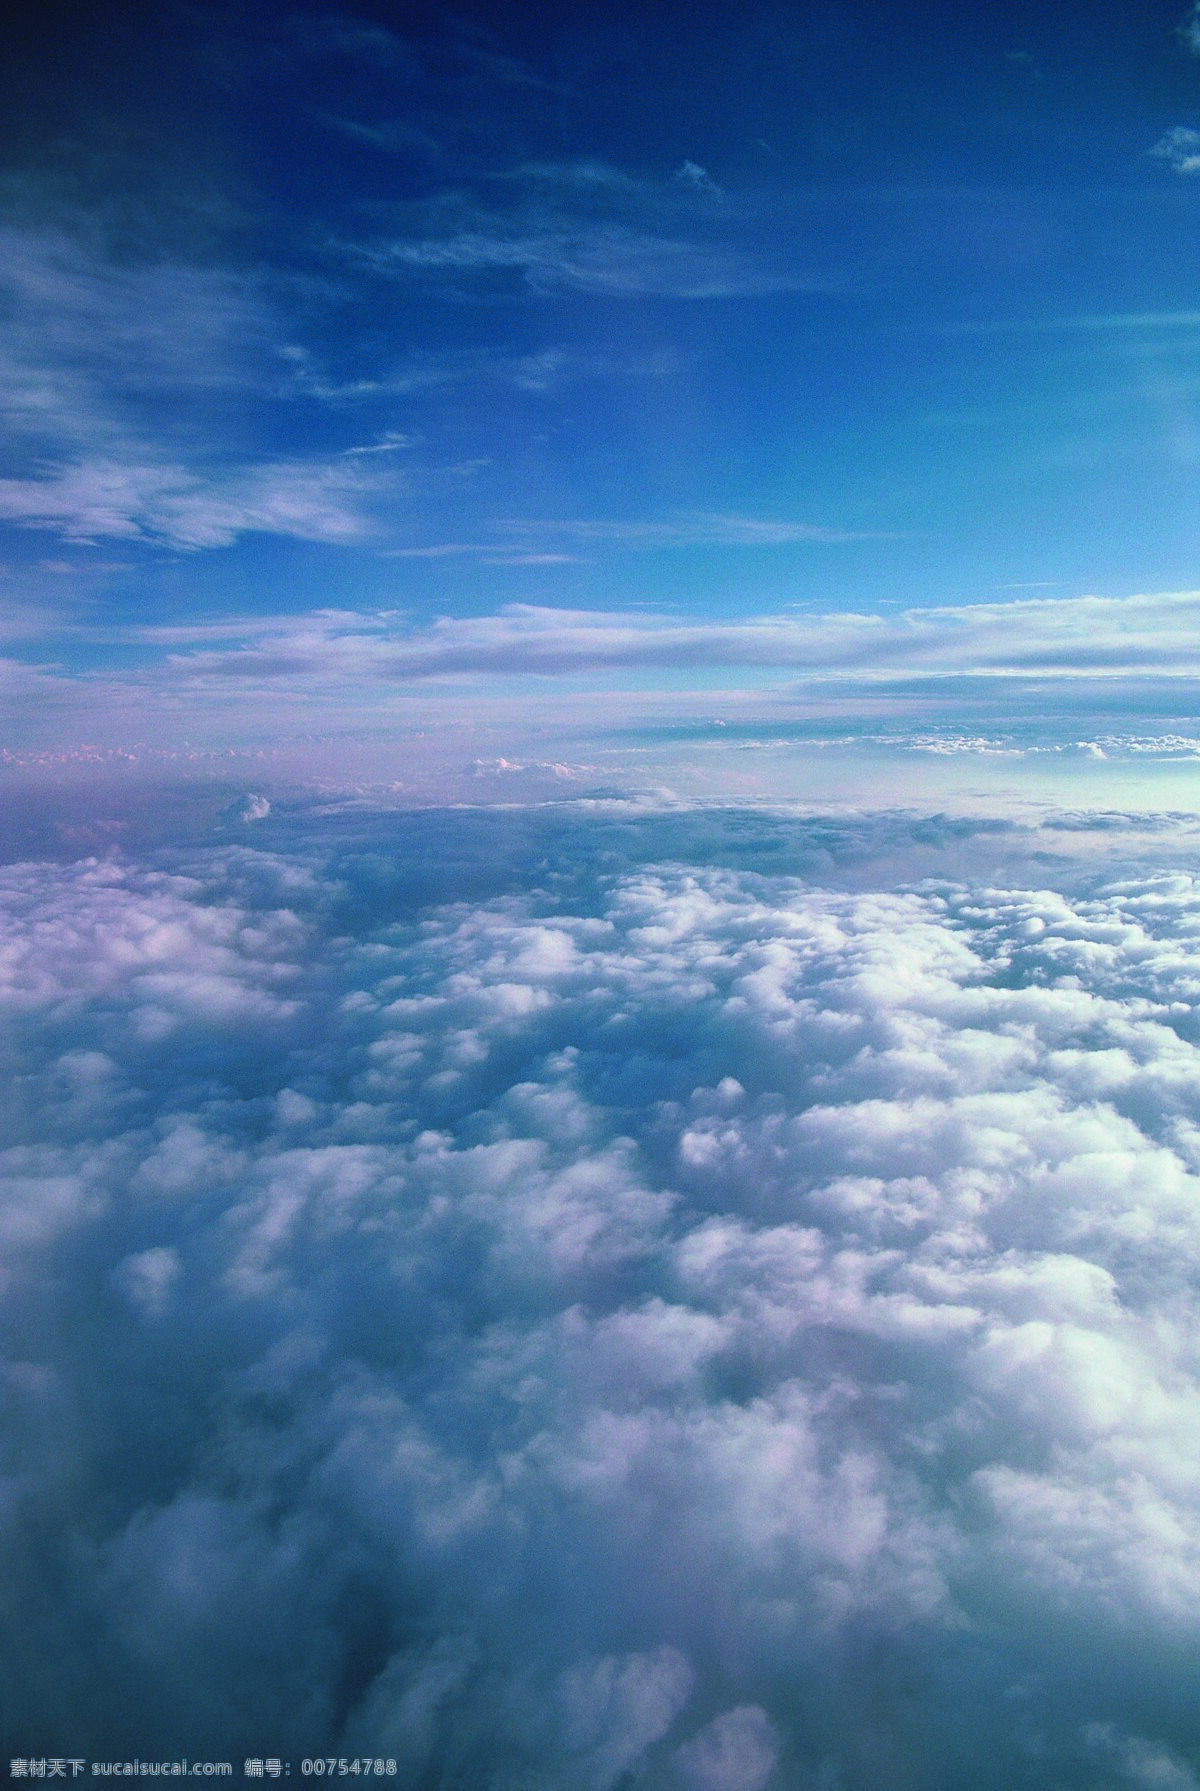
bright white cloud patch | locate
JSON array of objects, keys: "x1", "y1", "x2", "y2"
[{"x1": 5, "y1": 818, "x2": 1200, "y2": 1783}]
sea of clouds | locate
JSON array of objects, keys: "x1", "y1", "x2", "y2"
[{"x1": 5, "y1": 803, "x2": 1200, "y2": 1787}]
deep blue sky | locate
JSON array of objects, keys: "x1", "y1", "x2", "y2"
[{"x1": 6, "y1": 0, "x2": 1200, "y2": 780}]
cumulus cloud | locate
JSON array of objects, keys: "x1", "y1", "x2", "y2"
[{"x1": 7, "y1": 814, "x2": 1200, "y2": 1782}]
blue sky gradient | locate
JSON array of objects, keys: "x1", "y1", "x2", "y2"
[{"x1": 6, "y1": 0, "x2": 1200, "y2": 798}]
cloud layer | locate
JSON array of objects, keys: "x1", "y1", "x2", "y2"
[{"x1": 6, "y1": 812, "x2": 1200, "y2": 1784}]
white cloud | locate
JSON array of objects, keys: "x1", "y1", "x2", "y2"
[
  {"x1": 1151, "y1": 126, "x2": 1200, "y2": 174},
  {"x1": 499, "y1": 512, "x2": 874, "y2": 547},
  {"x1": 1085, "y1": 1724, "x2": 1200, "y2": 1790},
  {"x1": 384, "y1": 512, "x2": 873, "y2": 556},
  {"x1": 7, "y1": 818, "x2": 1200, "y2": 1777}
]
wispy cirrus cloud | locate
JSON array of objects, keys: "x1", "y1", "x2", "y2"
[
  {"x1": 112, "y1": 588, "x2": 1200, "y2": 684},
  {"x1": 0, "y1": 456, "x2": 383, "y2": 549},
  {"x1": 0, "y1": 210, "x2": 698, "y2": 557},
  {"x1": 351, "y1": 158, "x2": 825, "y2": 300},
  {"x1": 0, "y1": 221, "x2": 400, "y2": 549},
  {"x1": 502, "y1": 513, "x2": 877, "y2": 548},
  {"x1": 958, "y1": 308, "x2": 1200, "y2": 334},
  {"x1": 279, "y1": 338, "x2": 682, "y2": 402},
  {"x1": 382, "y1": 512, "x2": 878, "y2": 561},
  {"x1": 362, "y1": 222, "x2": 806, "y2": 298},
  {"x1": 0, "y1": 225, "x2": 275, "y2": 452}
]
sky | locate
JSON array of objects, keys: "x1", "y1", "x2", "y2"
[
  {"x1": 12, "y1": 4, "x2": 1200, "y2": 1786},
  {"x1": 6, "y1": 0, "x2": 1200, "y2": 804}
]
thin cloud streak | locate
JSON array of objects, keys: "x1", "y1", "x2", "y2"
[
  {"x1": 499, "y1": 514, "x2": 881, "y2": 547},
  {"x1": 141, "y1": 590, "x2": 1200, "y2": 684},
  {"x1": 350, "y1": 157, "x2": 828, "y2": 299},
  {"x1": 359, "y1": 223, "x2": 818, "y2": 299},
  {"x1": 951, "y1": 308, "x2": 1200, "y2": 334},
  {"x1": 379, "y1": 513, "x2": 879, "y2": 559}
]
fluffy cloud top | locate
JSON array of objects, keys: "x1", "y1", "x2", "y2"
[{"x1": 5, "y1": 813, "x2": 1200, "y2": 1785}]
